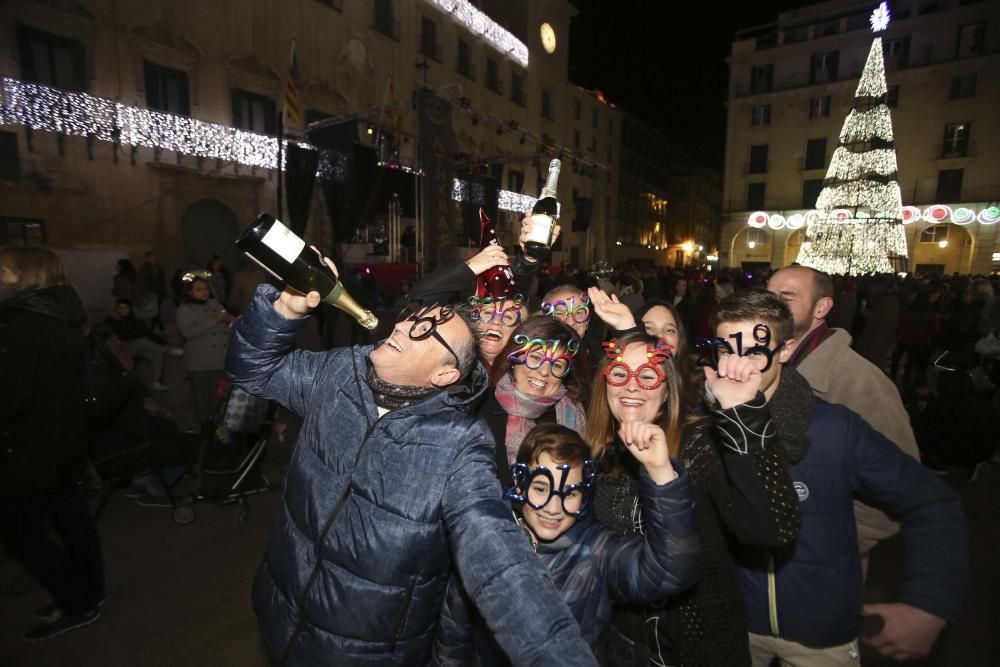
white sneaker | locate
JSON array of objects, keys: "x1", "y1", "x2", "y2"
[{"x1": 150, "y1": 382, "x2": 170, "y2": 391}]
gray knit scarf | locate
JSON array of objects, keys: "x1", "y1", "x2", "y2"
[{"x1": 365, "y1": 360, "x2": 438, "y2": 411}]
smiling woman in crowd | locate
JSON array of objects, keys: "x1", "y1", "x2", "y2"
[{"x1": 476, "y1": 315, "x2": 588, "y2": 488}]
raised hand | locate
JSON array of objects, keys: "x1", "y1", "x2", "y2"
[
  {"x1": 704, "y1": 353, "x2": 763, "y2": 409},
  {"x1": 618, "y1": 422, "x2": 677, "y2": 484},
  {"x1": 518, "y1": 215, "x2": 561, "y2": 257},
  {"x1": 273, "y1": 248, "x2": 336, "y2": 320},
  {"x1": 588, "y1": 286, "x2": 637, "y2": 331},
  {"x1": 861, "y1": 603, "x2": 946, "y2": 661},
  {"x1": 465, "y1": 244, "x2": 510, "y2": 276}
]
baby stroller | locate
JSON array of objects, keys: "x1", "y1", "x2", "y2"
[{"x1": 171, "y1": 380, "x2": 273, "y2": 526}]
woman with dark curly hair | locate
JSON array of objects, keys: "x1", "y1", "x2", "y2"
[{"x1": 477, "y1": 315, "x2": 589, "y2": 488}]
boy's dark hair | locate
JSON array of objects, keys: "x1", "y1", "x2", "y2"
[
  {"x1": 713, "y1": 288, "x2": 795, "y2": 344},
  {"x1": 516, "y1": 423, "x2": 590, "y2": 467}
]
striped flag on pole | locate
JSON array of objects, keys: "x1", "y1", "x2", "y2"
[{"x1": 284, "y1": 40, "x2": 302, "y2": 127}]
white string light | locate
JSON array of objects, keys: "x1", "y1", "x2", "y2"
[
  {"x1": 2, "y1": 76, "x2": 538, "y2": 212},
  {"x1": 424, "y1": 0, "x2": 529, "y2": 68},
  {"x1": 856, "y1": 34, "x2": 888, "y2": 96},
  {"x1": 2, "y1": 77, "x2": 289, "y2": 169},
  {"x1": 826, "y1": 147, "x2": 897, "y2": 181},
  {"x1": 796, "y1": 37, "x2": 909, "y2": 275}
]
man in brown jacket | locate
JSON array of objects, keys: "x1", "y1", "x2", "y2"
[{"x1": 768, "y1": 266, "x2": 920, "y2": 569}]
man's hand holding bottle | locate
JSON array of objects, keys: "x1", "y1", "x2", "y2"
[{"x1": 274, "y1": 250, "x2": 339, "y2": 320}]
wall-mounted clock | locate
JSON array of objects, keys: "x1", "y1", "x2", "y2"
[{"x1": 540, "y1": 22, "x2": 557, "y2": 54}]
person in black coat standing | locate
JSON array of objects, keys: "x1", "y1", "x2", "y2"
[{"x1": 0, "y1": 247, "x2": 105, "y2": 641}]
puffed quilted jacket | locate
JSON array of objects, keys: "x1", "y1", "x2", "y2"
[{"x1": 227, "y1": 285, "x2": 597, "y2": 666}]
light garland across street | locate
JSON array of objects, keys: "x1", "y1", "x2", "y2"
[{"x1": 1, "y1": 76, "x2": 535, "y2": 212}]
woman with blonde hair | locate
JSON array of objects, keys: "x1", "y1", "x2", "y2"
[
  {"x1": 587, "y1": 332, "x2": 800, "y2": 666},
  {"x1": 0, "y1": 247, "x2": 105, "y2": 640}
]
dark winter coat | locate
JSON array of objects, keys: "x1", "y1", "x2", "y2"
[
  {"x1": 595, "y1": 396, "x2": 802, "y2": 667},
  {"x1": 433, "y1": 466, "x2": 701, "y2": 665},
  {"x1": 227, "y1": 285, "x2": 596, "y2": 667},
  {"x1": 0, "y1": 285, "x2": 89, "y2": 497},
  {"x1": 104, "y1": 313, "x2": 168, "y2": 345},
  {"x1": 737, "y1": 371, "x2": 968, "y2": 648}
]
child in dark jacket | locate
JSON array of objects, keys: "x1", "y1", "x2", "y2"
[{"x1": 432, "y1": 423, "x2": 700, "y2": 664}]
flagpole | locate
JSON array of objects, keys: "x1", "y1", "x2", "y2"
[{"x1": 372, "y1": 77, "x2": 392, "y2": 152}]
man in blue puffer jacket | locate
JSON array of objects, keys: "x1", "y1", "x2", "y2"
[
  {"x1": 227, "y1": 282, "x2": 598, "y2": 666},
  {"x1": 711, "y1": 290, "x2": 967, "y2": 666}
]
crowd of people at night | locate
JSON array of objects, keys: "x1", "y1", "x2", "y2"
[{"x1": 1, "y1": 219, "x2": 996, "y2": 664}]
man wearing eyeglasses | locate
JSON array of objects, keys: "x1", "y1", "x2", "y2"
[{"x1": 226, "y1": 274, "x2": 597, "y2": 666}]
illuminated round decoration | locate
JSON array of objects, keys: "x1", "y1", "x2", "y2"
[
  {"x1": 854, "y1": 211, "x2": 870, "y2": 221},
  {"x1": 540, "y1": 22, "x2": 557, "y2": 54},
  {"x1": 748, "y1": 211, "x2": 768, "y2": 228},
  {"x1": 900, "y1": 206, "x2": 921, "y2": 224},
  {"x1": 768, "y1": 214, "x2": 786, "y2": 230},
  {"x1": 979, "y1": 206, "x2": 1000, "y2": 225},
  {"x1": 923, "y1": 205, "x2": 952, "y2": 223},
  {"x1": 787, "y1": 213, "x2": 805, "y2": 229},
  {"x1": 804, "y1": 210, "x2": 822, "y2": 227},
  {"x1": 951, "y1": 207, "x2": 975, "y2": 225},
  {"x1": 831, "y1": 209, "x2": 853, "y2": 222}
]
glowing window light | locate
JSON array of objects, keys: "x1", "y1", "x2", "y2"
[
  {"x1": 923, "y1": 205, "x2": 952, "y2": 223},
  {"x1": 901, "y1": 206, "x2": 922, "y2": 224},
  {"x1": 938, "y1": 240, "x2": 948, "y2": 249},
  {"x1": 748, "y1": 211, "x2": 768, "y2": 228},
  {"x1": 787, "y1": 214, "x2": 805, "y2": 229},
  {"x1": 979, "y1": 207, "x2": 1000, "y2": 225},
  {"x1": 768, "y1": 214, "x2": 786, "y2": 229},
  {"x1": 424, "y1": 0, "x2": 529, "y2": 68},
  {"x1": 952, "y1": 207, "x2": 975, "y2": 225}
]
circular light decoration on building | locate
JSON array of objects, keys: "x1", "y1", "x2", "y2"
[
  {"x1": 748, "y1": 211, "x2": 768, "y2": 228},
  {"x1": 901, "y1": 206, "x2": 921, "y2": 224},
  {"x1": 787, "y1": 213, "x2": 805, "y2": 229},
  {"x1": 855, "y1": 211, "x2": 870, "y2": 221},
  {"x1": 804, "y1": 210, "x2": 822, "y2": 227},
  {"x1": 831, "y1": 209, "x2": 853, "y2": 222},
  {"x1": 979, "y1": 206, "x2": 1000, "y2": 225},
  {"x1": 951, "y1": 207, "x2": 975, "y2": 225},
  {"x1": 870, "y1": 1, "x2": 891, "y2": 33},
  {"x1": 768, "y1": 214, "x2": 786, "y2": 229},
  {"x1": 923, "y1": 205, "x2": 952, "y2": 223}
]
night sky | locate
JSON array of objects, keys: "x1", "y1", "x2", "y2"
[{"x1": 568, "y1": 0, "x2": 820, "y2": 170}]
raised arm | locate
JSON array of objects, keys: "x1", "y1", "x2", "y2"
[
  {"x1": 225, "y1": 283, "x2": 339, "y2": 416},
  {"x1": 441, "y1": 426, "x2": 597, "y2": 667},
  {"x1": 598, "y1": 465, "x2": 700, "y2": 604},
  {"x1": 703, "y1": 357, "x2": 801, "y2": 548}
]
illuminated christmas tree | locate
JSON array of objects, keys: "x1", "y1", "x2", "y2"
[{"x1": 796, "y1": 2, "x2": 908, "y2": 275}]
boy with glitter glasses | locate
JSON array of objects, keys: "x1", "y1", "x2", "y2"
[{"x1": 432, "y1": 423, "x2": 700, "y2": 663}]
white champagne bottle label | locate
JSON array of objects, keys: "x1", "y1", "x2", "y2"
[
  {"x1": 527, "y1": 214, "x2": 554, "y2": 245},
  {"x1": 260, "y1": 219, "x2": 305, "y2": 263}
]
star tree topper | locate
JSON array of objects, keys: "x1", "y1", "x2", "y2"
[{"x1": 870, "y1": 2, "x2": 891, "y2": 33}]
